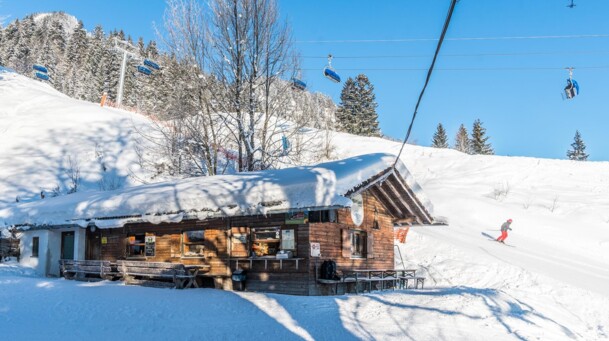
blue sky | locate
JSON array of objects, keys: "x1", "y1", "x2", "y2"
[{"x1": 2, "y1": 0, "x2": 609, "y2": 160}]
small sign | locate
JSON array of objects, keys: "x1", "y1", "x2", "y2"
[
  {"x1": 281, "y1": 229, "x2": 295, "y2": 250},
  {"x1": 310, "y1": 242, "x2": 320, "y2": 257},
  {"x1": 286, "y1": 211, "x2": 308, "y2": 224},
  {"x1": 101, "y1": 237, "x2": 107, "y2": 245},
  {"x1": 145, "y1": 235, "x2": 156, "y2": 257}
]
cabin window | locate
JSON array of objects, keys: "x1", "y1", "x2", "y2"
[
  {"x1": 127, "y1": 234, "x2": 146, "y2": 257},
  {"x1": 182, "y1": 230, "x2": 205, "y2": 258},
  {"x1": 350, "y1": 230, "x2": 367, "y2": 258},
  {"x1": 251, "y1": 227, "x2": 280, "y2": 257},
  {"x1": 308, "y1": 210, "x2": 337, "y2": 223},
  {"x1": 32, "y1": 237, "x2": 39, "y2": 258}
]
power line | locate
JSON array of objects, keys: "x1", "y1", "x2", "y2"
[
  {"x1": 302, "y1": 50, "x2": 609, "y2": 60},
  {"x1": 394, "y1": 0, "x2": 458, "y2": 169},
  {"x1": 295, "y1": 33, "x2": 609, "y2": 44},
  {"x1": 301, "y1": 66, "x2": 609, "y2": 72}
]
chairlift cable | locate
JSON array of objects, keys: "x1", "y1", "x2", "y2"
[
  {"x1": 393, "y1": 0, "x2": 458, "y2": 169},
  {"x1": 295, "y1": 33, "x2": 609, "y2": 44},
  {"x1": 302, "y1": 50, "x2": 609, "y2": 60},
  {"x1": 300, "y1": 65, "x2": 609, "y2": 72}
]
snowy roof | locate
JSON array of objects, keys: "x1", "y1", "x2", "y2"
[{"x1": 0, "y1": 153, "x2": 433, "y2": 229}]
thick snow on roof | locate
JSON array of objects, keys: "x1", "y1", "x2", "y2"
[{"x1": 0, "y1": 153, "x2": 431, "y2": 229}]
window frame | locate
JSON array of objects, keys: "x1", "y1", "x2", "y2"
[
  {"x1": 350, "y1": 230, "x2": 367, "y2": 259},
  {"x1": 32, "y1": 236, "x2": 39, "y2": 258},
  {"x1": 251, "y1": 227, "x2": 281, "y2": 257},
  {"x1": 126, "y1": 234, "x2": 146, "y2": 258},
  {"x1": 181, "y1": 230, "x2": 206, "y2": 258}
]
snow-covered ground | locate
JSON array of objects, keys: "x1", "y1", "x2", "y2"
[
  {"x1": 1, "y1": 68, "x2": 609, "y2": 340},
  {"x1": 0, "y1": 68, "x2": 154, "y2": 204}
]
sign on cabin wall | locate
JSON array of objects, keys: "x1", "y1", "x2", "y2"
[
  {"x1": 145, "y1": 235, "x2": 156, "y2": 257},
  {"x1": 311, "y1": 242, "x2": 320, "y2": 257},
  {"x1": 286, "y1": 211, "x2": 308, "y2": 224},
  {"x1": 281, "y1": 229, "x2": 295, "y2": 250},
  {"x1": 101, "y1": 237, "x2": 108, "y2": 245}
]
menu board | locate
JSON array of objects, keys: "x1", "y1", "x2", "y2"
[
  {"x1": 145, "y1": 235, "x2": 156, "y2": 257},
  {"x1": 281, "y1": 229, "x2": 295, "y2": 250}
]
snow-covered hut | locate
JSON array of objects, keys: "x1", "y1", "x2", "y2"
[{"x1": 1, "y1": 153, "x2": 434, "y2": 295}]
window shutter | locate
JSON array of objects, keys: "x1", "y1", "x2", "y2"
[
  {"x1": 367, "y1": 234, "x2": 374, "y2": 259},
  {"x1": 341, "y1": 229, "x2": 351, "y2": 258}
]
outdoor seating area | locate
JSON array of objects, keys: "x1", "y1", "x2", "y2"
[
  {"x1": 317, "y1": 268, "x2": 425, "y2": 295},
  {"x1": 59, "y1": 260, "x2": 118, "y2": 281},
  {"x1": 117, "y1": 260, "x2": 208, "y2": 289},
  {"x1": 59, "y1": 260, "x2": 211, "y2": 289}
]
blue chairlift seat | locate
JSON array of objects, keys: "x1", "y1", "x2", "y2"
[
  {"x1": 35, "y1": 72, "x2": 49, "y2": 81},
  {"x1": 137, "y1": 65, "x2": 152, "y2": 76},
  {"x1": 144, "y1": 59, "x2": 161, "y2": 70},
  {"x1": 33, "y1": 64, "x2": 48, "y2": 73},
  {"x1": 323, "y1": 67, "x2": 341, "y2": 83},
  {"x1": 291, "y1": 78, "x2": 307, "y2": 91}
]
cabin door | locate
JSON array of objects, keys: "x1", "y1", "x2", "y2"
[
  {"x1": 86, "y1": 228, "x2": 102, "y2": 260},
  {"x1": 61, "y1": 231, "x2": 75, "y2": 260}
]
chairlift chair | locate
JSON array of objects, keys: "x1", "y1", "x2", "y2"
[
  {"x1": 33, "y1": 64, "x2": 48, "y2": 74},
  {"x1": 563, "y1": 67, "x2": 579, "y2": 100},
  {"x1": 291, "y1": 77, "x2": 307, "y2": 91},
  {"x1": 137, "y1": 65, "x2": 152, "y2": 76},
  {"x1": 323, "y1": 54, "x2": 341, "y2": 83},
  {"x1": 144, "y1": 59, "x2": 161, "y2": 70},
  {"x1": 35, "y1": 72, "x2": 49, "y2": 81}
]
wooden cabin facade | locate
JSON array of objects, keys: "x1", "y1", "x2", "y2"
[{"x1": 7, "y1": 154, "x2": 434, "y2": 295}]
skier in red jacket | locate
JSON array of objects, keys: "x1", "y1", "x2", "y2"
[{"x1": 496, "y1": 219, "x2": 513, "y2": 243}]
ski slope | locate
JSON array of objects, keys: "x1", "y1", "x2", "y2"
[
  {"x1": 0, "y1": 67, "x2": 155, "y2": 204},
  {"x1": 1, "y1": 67, "x2": 609, "y2": 340}
]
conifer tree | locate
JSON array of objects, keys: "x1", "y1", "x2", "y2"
[
  {"x1": 336, "y1": 74, "x2": 381, "y2": 136},
  {"x1": 336, "y1": 78, "x2": 357, "y2": 132},
  {"x1": 454, "y1": 124, "x2": 470, "y2": 153},
  {"x1": 566, "y1": 130, "x2": 589, "y2": 161},
  {"x1": 353, "y1": 74, "x2": 380, "y2": 136},
  {"x1": 470, "y1": 119, "x2": 494, "y2": 155},
  {"x1": 431, "y1": 123, "x2": 449, "y2": 148}
]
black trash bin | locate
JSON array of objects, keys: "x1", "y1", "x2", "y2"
[{"x1": 232, "y1": 269, "x2": 246, "y2": 291}]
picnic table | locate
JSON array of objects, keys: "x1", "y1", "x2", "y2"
[
  {"x1": 184, "y1": 265, "x2": 211, "y2": 288},
  {"x1": 343, "y1": 269, "x2": 418, "y2": 293}
]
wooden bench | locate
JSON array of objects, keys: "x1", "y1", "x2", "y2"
[
  {"x1": 59, "y1": 260, "x2": 117, "y2": 281},
  {"x1": 117, "y1": 261, "x2": 196, "y2": 289}
]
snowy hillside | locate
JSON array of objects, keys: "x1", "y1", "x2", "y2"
[
  {"x1": 1, "y1": 68, "x2": 609, "y2": 340},
  {"x1": 0, "y1": 67, "x2": 155, "y2": 204}
]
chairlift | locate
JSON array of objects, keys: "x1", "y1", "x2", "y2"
[
  {"x1": 144, "y1": 59, "x2": 161, "y2": 70},
  {"x1": 563, "y1": 67, "x2": 579, "y2": 100},
  {"x1": 281, "y1": 135, "x2": 290, "y2": 156},
  {"x1": 567, "y1": 0, "x2": 576, "y2": 8},
  {"x1": 33, "y1": 64, "x2": 48, "y2": 73},
  {"x1": 291, "y1": 77, "x2": 307, "y2": 91},
  {"x1": 137, "y1": 65, "x2": 152, "y2": 76},
  {"x1": 35, "y1": 72, "x2": 49, "y2": 81},
  {"x1": 323, "y1": 54, "x2": 341, "y2": 83}
]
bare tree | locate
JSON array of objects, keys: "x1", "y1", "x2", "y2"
[
  {"x1": 156, "y1": 0, "x2": 224, "y2": 176},
  {"x1": 64, "y1": 155, "x2": 81, "y2": 194},
  {"x1": 209, "y1": 0, "x2": 297, "y2": 171}
]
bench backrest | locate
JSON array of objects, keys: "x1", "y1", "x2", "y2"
[
  {"x1": 59, "y1": 260, "x2": 112, "y2": 273},
  {"x1": 116, "y1": 260, "x2": 188, "y2": 277}
]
